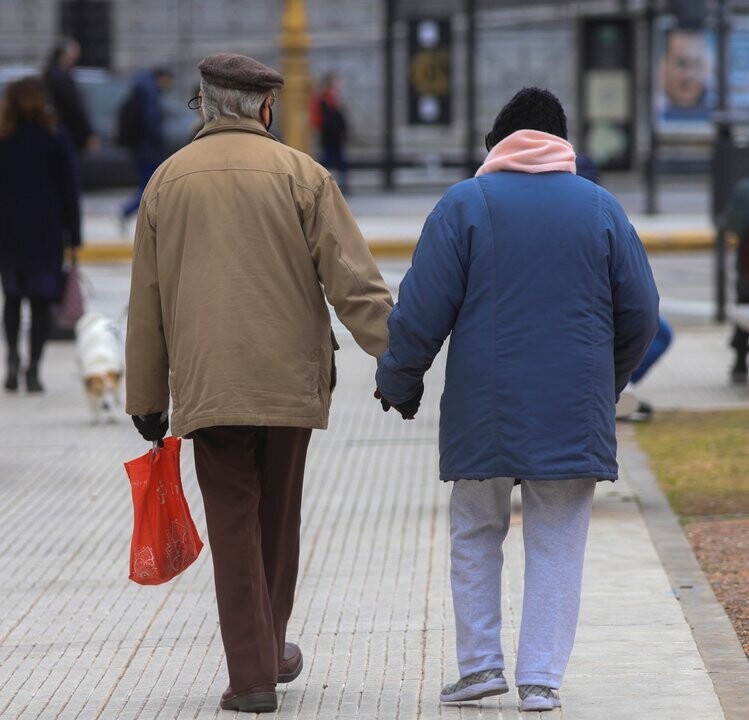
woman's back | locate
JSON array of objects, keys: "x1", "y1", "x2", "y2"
[{"x1": 0, "y1": 118, "x2": 79, "y2": 272}]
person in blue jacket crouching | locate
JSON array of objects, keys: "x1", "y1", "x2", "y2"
[{"x1": 375, "y1": 88, "x2": 659, "y2": 713}]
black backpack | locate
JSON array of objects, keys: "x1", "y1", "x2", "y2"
[{"x1": 116, "y1": 91, "x2": 140, "y2": 148}]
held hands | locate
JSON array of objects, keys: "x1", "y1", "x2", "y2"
[
  {"x1": 132, "y1": 412, "x2": 169, "y2": 446},
  {"x1": 374, "y1": 388, "x2": 392, "y2": 412},
  {"x1": 374, "y1": 382, "x2": 424, "y2": 420}
]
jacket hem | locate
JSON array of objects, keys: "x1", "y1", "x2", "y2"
[
  {"x1": 173, "y1": 412, "x2": 328, "y2": 438},
  {"x1": 440, "y1": 469, "x2": 618, "y2": 482}
]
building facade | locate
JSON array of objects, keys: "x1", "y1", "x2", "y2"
[{"x1": 0, "y1": 0, "x2": 732, "y2": 182}]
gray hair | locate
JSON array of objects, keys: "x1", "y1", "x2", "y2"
[{"x1": 200, "y1": 78, "x2": 270, "y2": 122}]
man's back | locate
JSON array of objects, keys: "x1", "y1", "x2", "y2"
[
  {"x1": 126, "y1": 118, "x2": 392, "y2": 438},
  {"x1": 147, "y1": 124, "x2": 335, "y2": 432}
]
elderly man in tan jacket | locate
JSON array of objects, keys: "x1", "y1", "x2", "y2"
[{"x1": 125, "y1": 53, "x2": 393, "y2": 714}]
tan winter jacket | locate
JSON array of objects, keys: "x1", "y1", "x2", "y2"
[{"x1": 125, "y1": 117, "x2": 393, "y2": 437}]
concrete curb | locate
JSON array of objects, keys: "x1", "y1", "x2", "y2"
[
  {"x1": 76, "y1": 244, "x2": 135, "y2": 263},
  {"x1": 619, "y1": 426, "x2": 749, "y2": 720},
  {"x1": 76, "y1": 230, "x2": 720, "y2": 264},
  {"x1": 638, "y1": 230, "x2": 716, "y2": 252}
]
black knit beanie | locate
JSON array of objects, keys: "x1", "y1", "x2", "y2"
[{"x1": 485, "y1": 87, "x2": 568, "y2": 151}]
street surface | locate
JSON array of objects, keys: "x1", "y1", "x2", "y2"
[{"x1": 2, "y1": 216, "x2": 749, "y2": 717}]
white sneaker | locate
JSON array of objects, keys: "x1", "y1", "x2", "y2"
[
  {"x1": 440, "y1": 668, "x2": 509, "y2": 703},
  {"x1": 518, "y1": 684, "x2": 561, "y2": 712}
]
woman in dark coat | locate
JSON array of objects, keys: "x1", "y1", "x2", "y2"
[{"x1": 0, "y1": 76, "x2": 81, "y2": 391}]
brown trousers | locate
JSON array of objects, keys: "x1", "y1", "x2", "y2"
[{"x1": 192, "y1": 425, "x2": 312, "y2": 693}]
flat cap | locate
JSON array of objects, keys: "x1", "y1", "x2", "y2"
[{"x1": 198, "y1": 53, "x2": 284, "y2": 92}]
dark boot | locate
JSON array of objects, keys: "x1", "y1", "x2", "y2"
[
  {"x1": 25, "y1": 364, "x2": 43, "y2": 393},
  {"x1": 731, "y1": 354, "x2": 747, "y2": 384},
  {"x1": 277, "y1": 642, "x2": 303, "y2": 683},
  {"x1": 220, "y1": 687, "x2": 277, "y2": 713},
  {"x1": 730, "y1": 324, "x2": 748, "y2": 383},
  {"x1": 4, "y1": 351, "x2": 19, "y2": 391}
]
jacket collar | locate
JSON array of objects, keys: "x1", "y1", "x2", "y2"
[
  {"x1": 476, "y1": 129, "x2": 576, "y2": 177},
  {"x1": 193, "y1": 117, "x2": 278, "y2": 143}
]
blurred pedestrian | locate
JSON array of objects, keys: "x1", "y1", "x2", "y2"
[
  {"x1": 125, "y1": 53, "x2": 392, "y2": 714},
  {"x1": 376, "y1": 88, "x2": 659, "y2": 712},
  {"x1": 119, "y1": 67, "x2": 173, "y2": 227},
  {"x1": 0, "y1": 77, "x2": 81, "y2": 392},
  {"x1": 43, "y1": 37, "x2": 99, "y2": 154},
  {"x1": 315, "y1": 72, "x2": 349, "y2": 194},
  {"x1": 722, "y1": 178, "x2": 749, "y2": 383},
  {"x1": 617, "y1": 317, "x2": 673, "y2": 421}
]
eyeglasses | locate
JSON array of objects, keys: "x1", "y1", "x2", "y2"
[{"x1": 188, "y1": 91, "x2": 276, "y2": 111}]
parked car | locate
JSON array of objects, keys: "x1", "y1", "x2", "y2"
[{"x1": 0, "y1": 65, "x2": 195, "y2": 189}]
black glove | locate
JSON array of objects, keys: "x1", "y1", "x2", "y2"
[
  {"x1": 394, "y1": 383, "x2": 423, "y2": 420},
  {"x1": 374, "y1": 382, "x2": 424, "y2": 420},
  {"x1": 132, "y1": 412, "x2": 169, "y2": 445}
]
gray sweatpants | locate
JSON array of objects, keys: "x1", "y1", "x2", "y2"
[{"x1": 449, "y1": 477, "x2": 596, "y2": 688}]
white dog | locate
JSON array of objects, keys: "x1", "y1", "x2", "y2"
[{"x1": 75, "y1": 312, "x2": 124, "y2": 423}]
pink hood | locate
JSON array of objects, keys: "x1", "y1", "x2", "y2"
[{"x1": 476, "y1": 129, "x2": 576, "y2": 177}]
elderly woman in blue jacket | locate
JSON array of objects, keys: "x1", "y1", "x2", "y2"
[{"x1": 375, "y1": 88, "x2": 659, "y2": 712}]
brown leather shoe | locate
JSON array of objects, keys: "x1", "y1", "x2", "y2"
[
  {"x1": 278, "y1": 642, "x2": 303, "y2": 683},
  {"x1": 220, "y1": 686, "x2": 277, "y2": 713}
]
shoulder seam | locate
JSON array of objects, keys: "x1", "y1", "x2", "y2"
[{"x1": 155, "y1": 166, "x2": 322, "y2": 196}]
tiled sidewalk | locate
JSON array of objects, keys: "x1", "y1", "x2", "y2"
[{"x1": 0, "y1": 263, "x2": 746, "y2": 719}]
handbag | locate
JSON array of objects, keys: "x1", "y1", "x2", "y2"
[
  {"x1": 57, "y1": 264, "x2": 86, "y2": 329},
  {"x1": 124, "y1": 436, "x2": 204, "y2": 585}
]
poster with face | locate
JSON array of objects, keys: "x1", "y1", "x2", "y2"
[
  {"x1": 730, "y1": 15, "x2": 749, "y2": 110},
  {"x1": 654, "y1": 19, "x2": 716, "y2": 133}
]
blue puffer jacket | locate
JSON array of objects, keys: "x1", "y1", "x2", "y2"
[{"x1": 376, "y1": 171, "x2": 659, "y2": 482}]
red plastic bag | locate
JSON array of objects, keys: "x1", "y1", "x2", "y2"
[{"x1": 124, "y1": 436, "x2": 203, "y2": 585}]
